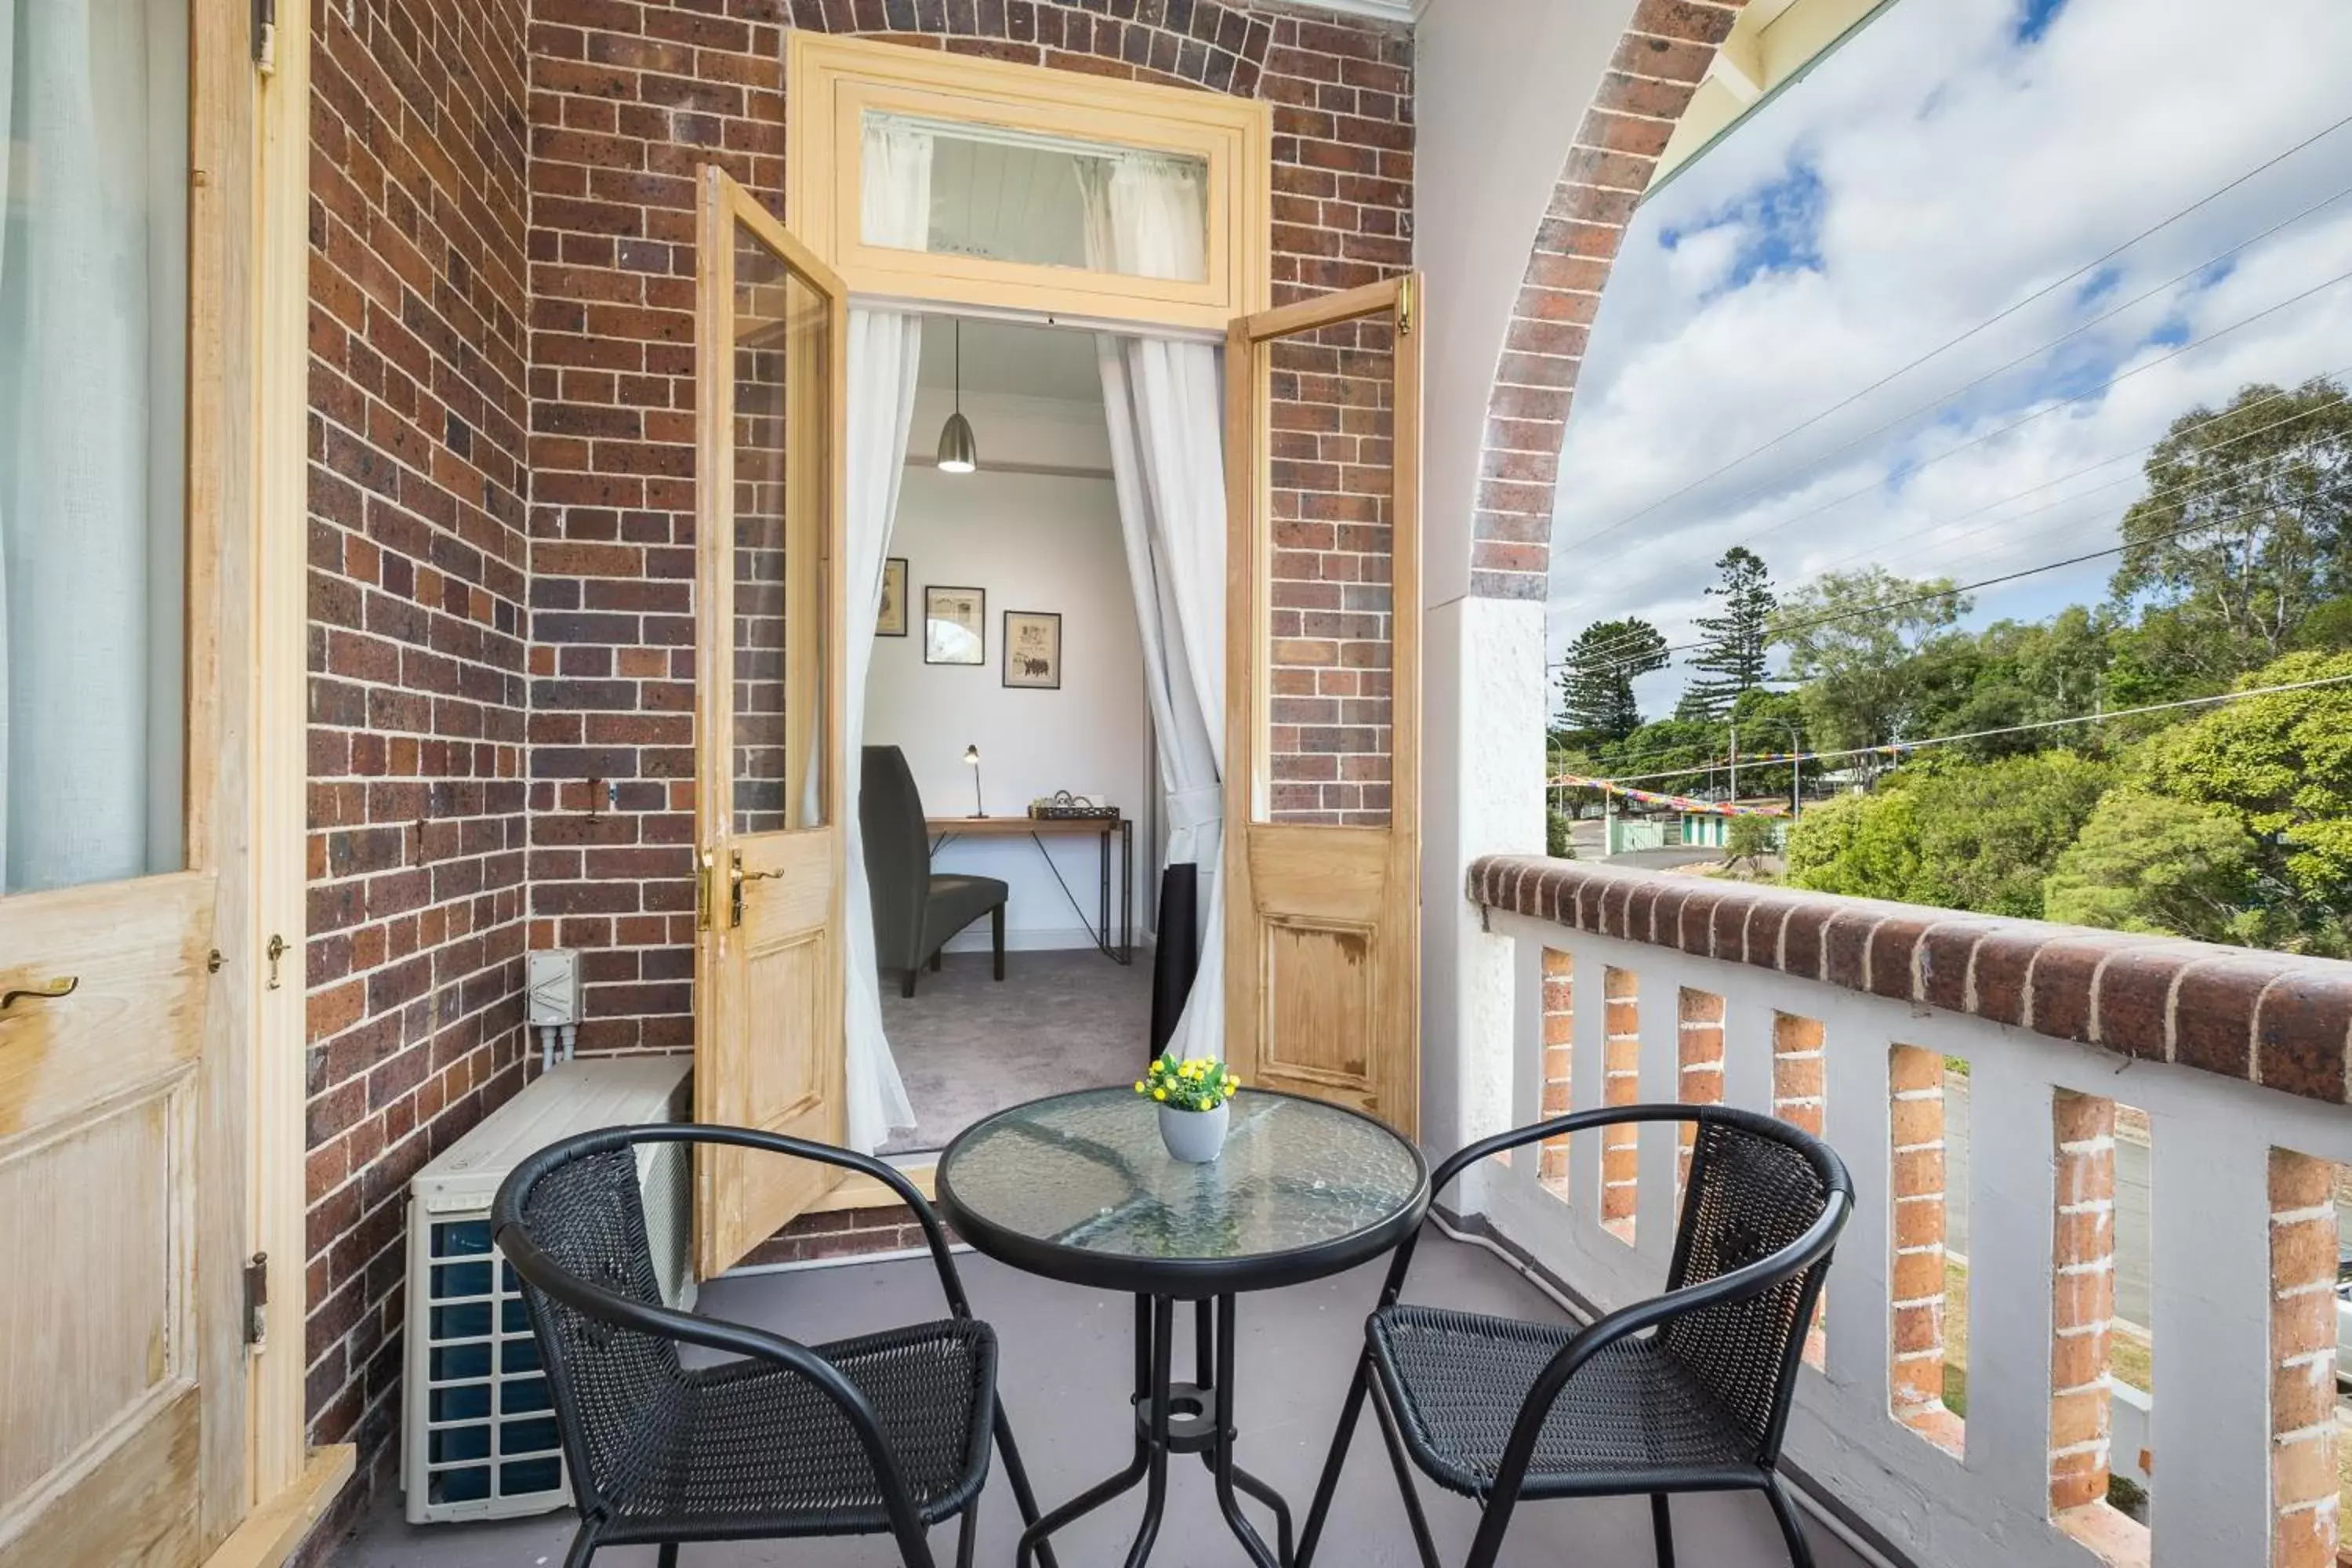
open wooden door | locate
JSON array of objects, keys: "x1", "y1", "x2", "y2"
[
  {"x1": 692, "y1": 168, "x2": 851, "y2": 1277},
  {"x1": 0, "y1": 2, "x2": 254, "y2": 1559},
  {"x1": 1223, "y1": 275, "x2": 1424, "y2": 1137}
]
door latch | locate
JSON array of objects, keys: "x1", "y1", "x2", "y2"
[
  {"x1": 697, "y1": 848, "x2": 716, "y2": 931},
  {"x1": 265, "y1": 934, "x2": 288, "y2": 989},
  {"x1": 243, "y1": 1253, "x2": 269, "y2": 1348}
]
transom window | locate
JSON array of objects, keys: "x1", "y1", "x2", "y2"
[{"x1": 789, "y1": 34, "x2": 1267, "y2": 330}]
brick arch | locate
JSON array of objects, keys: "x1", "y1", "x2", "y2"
[
  {"x1": 1468, "y1": 0, "x2": 1747, "y2": 601},
  {"x1": 786, "y1": 0, "x2": 1282, "y2": 96}
]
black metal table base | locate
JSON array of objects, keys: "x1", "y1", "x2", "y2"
[{"x1": 1018, "y1": 1294, "x2": 1294, "y2": 1568}]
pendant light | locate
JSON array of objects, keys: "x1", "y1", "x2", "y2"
[{"x1": 937, "y1": 319, "x2": 978, "y2": 474}]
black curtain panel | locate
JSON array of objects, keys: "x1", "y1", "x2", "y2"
[{"x1": 1149, "y1": 863, "x2": 1200, "y2": 1062}]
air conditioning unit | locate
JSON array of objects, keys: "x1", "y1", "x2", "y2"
[{"x1": 401, "y1": 1054, "x2": 694, "y2": 1525}]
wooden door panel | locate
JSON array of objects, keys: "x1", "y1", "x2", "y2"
[
  {"x1": 0, "y1": 1386, "x2": 201, "y2": 1568},
  {"x1": 694, "y1": 166, "x2": 851, "y2": 1277},
  {"x1": 1225, "y1": 276, "x2": 1423, "y2": 1138},
  {"x1": 0, "y1": 873, "x2": 215, "y2": 1138},
  {"x1": 1261, "y1": 920, "x2": 1377, "y2": 1092},
  {"x1": 0, "y1": 873, "x2": 216, "y2": 1559}
]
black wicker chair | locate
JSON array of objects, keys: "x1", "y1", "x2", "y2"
[
  {"x1": 490, "y1": 1123, "x2": 1057, "y2": 1568},
  {"x1": 1297, "y1": 1105, "x2": 1853, "y2": 1568}
]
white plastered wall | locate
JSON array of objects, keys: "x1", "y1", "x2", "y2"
[{"x1": 1412, "y1": 0, "x2": 1643, "y2": 1177}]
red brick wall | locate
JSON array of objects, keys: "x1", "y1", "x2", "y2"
[
  {"x1": 293, "y1": 0, "x2": 1418, "y2": 1511},
  {"x1": 302, "y1": 0, "x2": 535, "y2": 1479},
  {"x1": 1472, "y1": 0, "x2": 1747, "y2": 600},
  {"x1": 524, "y1": 0, "x2": 1414, "y2": 1051}
]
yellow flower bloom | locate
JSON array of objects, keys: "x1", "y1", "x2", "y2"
[
  {"x1": 1152, "y1": 1087, "x2": 1167, "y2": 1101},
  {"x1": 1134, "y1": 1080, "x2": 1146, "y2": 1094}
]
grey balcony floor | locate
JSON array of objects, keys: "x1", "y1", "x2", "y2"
[{"x1": 331, "y1": 1232, "x2": 1857, "y2": 1567}]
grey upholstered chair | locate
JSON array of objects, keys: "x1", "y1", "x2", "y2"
[{"x1": 861, "y1": 745, "x2": 1008, "y2": 998}]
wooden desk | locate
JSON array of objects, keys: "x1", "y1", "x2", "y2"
[{"x1": 926, "y1": 815, "x2": 1134, "y2": 965}]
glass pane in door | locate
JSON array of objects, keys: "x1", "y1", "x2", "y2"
[
  {"x1": 1259, "y1": 313, "x2": 1396, "y2": 828},
  {"x1": 0, "y1": 0, "x2": 191, "y2": 892},
  {"x1": 729, "y1": 222, "x2": 830, "y2": 834}
]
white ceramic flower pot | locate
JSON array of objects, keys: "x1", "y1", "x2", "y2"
[{"x1": 1158, "y1": 1100, "x2": 1229, "y2": 1163}]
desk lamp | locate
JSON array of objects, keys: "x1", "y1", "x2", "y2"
[{"x1": 963, "y1": 744, "x2": 985, "y2": 816}]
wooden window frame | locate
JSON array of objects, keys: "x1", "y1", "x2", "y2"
[{"x1": 786, "y1": 33, "x2": 1270, "y2": 330}]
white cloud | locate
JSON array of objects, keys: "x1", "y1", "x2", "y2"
[{"x1": 1549, "y1": 0, "x2": 2352, "y2": 714}]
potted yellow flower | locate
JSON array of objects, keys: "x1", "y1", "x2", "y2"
[{"x1": 1136, "y1": 1051, "x2": 1240, "y2": 1163}]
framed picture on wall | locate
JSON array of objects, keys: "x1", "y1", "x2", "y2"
[
  {"x1": 1003, "y1": 611, "x2": 1062, "y2": 690},
  {"x1": 877, "y1": 557, "x2": 908, "y2": 637},
  {"x1": 924, "y1": 585, "x2": 985, "y2": 666}
]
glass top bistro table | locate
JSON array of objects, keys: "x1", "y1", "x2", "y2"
[{"x1": 935, "y1": 1085, "x2": 1429, "y2": 1568}]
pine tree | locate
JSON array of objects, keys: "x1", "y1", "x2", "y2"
[
  {"x1": 1682, "y1": 546, "x2": 1777, "y2": 719},
  {"x1": 1557, "y1": 617, "x2": 1668, "y2": 742}
]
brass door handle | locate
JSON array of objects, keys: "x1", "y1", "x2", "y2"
[
  {"x1": 1, "y1": 975, "x2": 78, "y2": 1011},
  {"x1": 728, "y1": 855, "x2": 791, "y2": 927}
]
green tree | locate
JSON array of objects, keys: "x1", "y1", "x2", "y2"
[
  {"x1": 1784, "y1": 753, "x2": 2111, "y2": 917},
  {"x1": 2042, "y1": 792, "x2": 2262, "y2": 942},
  {"x1": 1557, "y1": 617, "x2": 1668, "y2": 742},
  {"x1": 1770, "y1": 568, "x2": 1971, "y2": 759},
  {"x1": 1908, "y1": 607, "x2": 2119, "y2": 760},
  {"x1": 2107, "y1": 376, "x2": 2352, "y2": 684},
  {"x1": 2132, "y1": 650, "x2": 2352, "y2": 949},
  {"x1": 1784, "y1": 788, "x2": 1923, "y2": 900},
  {"x1": 1902, "y1": 752, "x2": 2113, "y2": 917},
  {"x1": 1682, "y1": 546, "x2": 1777, "y2": 720},
  {"x1": 1722, "y1": 814, "x2": 1779, "y2": 873}
]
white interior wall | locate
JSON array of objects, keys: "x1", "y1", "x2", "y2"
[{"x1": 865, "y1": 384, "x2": 1153, "y2": 951}]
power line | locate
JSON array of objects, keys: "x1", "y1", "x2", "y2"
[
  {"x1": 1556, "y1": 108, "x2": 2352, "y2": 554},
  {"x1": 1555, "y1": 358, "x2": 2352, "y2": 673},
  {"x1": 1572, "y1": 183, "x2": 2352, "y2": 560},
  {"x1": 1792, "y1": 378, "x2": 2352, "y2": 585},
  {"x1": 1552, "y1": 384, "x2": 2351, "y2": 673},
  {"x1": 1549, "y1": 405, "x2": 2351, "y2": 673},
  {"x1": 1573, "y1": 262, "x2": 2352, "y2": 583},
  {"x1": 1569, "y1": 671, "x2": 2352, "y2": 787}
]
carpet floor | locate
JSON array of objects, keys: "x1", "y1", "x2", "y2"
[{"x1": 879, "y1": 948, "x2": 1155, "y2": 1155}]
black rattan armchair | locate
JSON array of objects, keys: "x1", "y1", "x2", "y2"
[
  {"x1": 1297, "y1": 1105, "x2": 1853, "y2": 1568},
  {"x1": 490, "y1": 1123, "x2": 1057, "y2": 1568}
]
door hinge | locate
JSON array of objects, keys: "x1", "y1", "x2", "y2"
[
  {"x1": 1396, "y1": 274, "x2": 1414, "y2": 337},
  {"x1": 243, "y1": 1253, "x2": 270, "y2": 1348},
  {"x1": 729, "y1": 850, "x2": 745, "y2": 929},
  {"x1": 252, "y1": 0, "x2": 278, "y2": 74}
]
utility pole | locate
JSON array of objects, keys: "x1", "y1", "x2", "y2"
[
  {"x1": 1782, "y1": 721, "x2": 1802, "y2": 820},
  {"x1": 1728, "y1": 722, "x2": 1739, "y2": 804}
]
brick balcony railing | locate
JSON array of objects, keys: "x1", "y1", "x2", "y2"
[
  {"x1": 1460, "y1": 854, "x2": 2352, "y2": 1568},
  {"x1": 1468, "y1": 854, "x2": 2352, "y2": 1106}
]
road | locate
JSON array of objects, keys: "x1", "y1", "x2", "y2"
[{"x1": 1945, "y1": 1073, "x2": 2154, "y2": 1327}]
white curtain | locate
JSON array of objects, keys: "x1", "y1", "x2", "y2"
[
  {"x1": 839, "y1": 121, "x2": 932, "y2": 1152},
  {"x1": 1083, "y1": 155, "x2": 1229, "y2": 1062},
  {"x1": 0, "y1": 0, "x2": 183, "y2": 894}
]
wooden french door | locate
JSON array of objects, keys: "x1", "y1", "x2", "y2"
[
  {"x1": 0, "y1": 0, "x2": 256, "y2": 1560},
  {"x1": 1223, "y1": 275, "x2": 1425, "y2": 1138},
  {"x1": 691, "y1": 167, "x2": 852, "y2": 1276}
]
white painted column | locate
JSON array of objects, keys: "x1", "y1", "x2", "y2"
[
  {"x1": 1960, "y1": 1056, "x2": 2060, "y2": 1521},
  {"x1": 2147, "y1": 1112, "x2": 2271, "y2": 1564}
]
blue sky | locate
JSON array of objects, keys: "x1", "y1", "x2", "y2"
[{"x1": 1549, "y1": 0, "x2": 2352, "y2": 715}]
